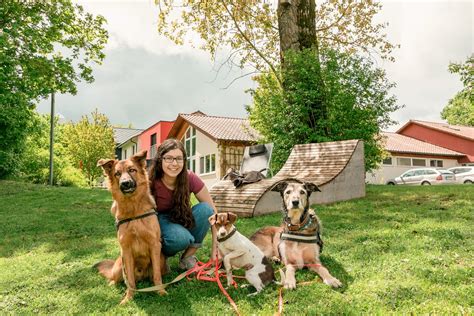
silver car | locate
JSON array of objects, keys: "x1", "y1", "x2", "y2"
[
  {"x1": 386, "y1": 168, "x2": 456, "y2": 185},
  {"x1": 448, "y1": 166, "x2": 474, "y2": 184}
]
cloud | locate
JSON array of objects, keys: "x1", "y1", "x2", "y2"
[
  {"x1": 378, "y1": 1, "x2": 472, "y2": 130},
  {"x1": 36, "y1": 46, "x2": 254, "y2": 129},
  {"x1": 36, "y1": 0, "x2": 473, "y2": 133}
]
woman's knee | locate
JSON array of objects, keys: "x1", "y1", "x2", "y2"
[
  {"x1": 192, "y1": 202, "x2": 214, "y2": 221},
  {"x1": 161, "y1": 227, "x2": 195, "y2": 257}
]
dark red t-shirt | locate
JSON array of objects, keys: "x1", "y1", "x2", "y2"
[{"x1": 153, "y1": 171, "x2": 205, "y2": 212}]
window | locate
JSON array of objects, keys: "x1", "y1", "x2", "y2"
[
  {"x1": 414, "y1": 170, "x2": 425, "y2": 176},
  {"x1": 451, "y1": 167, "x2": 471, "y2": 174},
  {"x1": 430, "y1": 160, "x2": 443, "y2": 167},
  {"x1": 383, "y1": 157, "x2": 392, "y2": 165},
  {"x1": 150, "y1": 133, "x2": 157, "y2": 158},
  {"x1": 124, "y1": 149, "x2": 128, "y2": 159},
  {"x1": 182, "y1": 127, "x2": 197, "y2": 172},
  {"x1": 412, "y1": 159, "x2": 426, "y2": 167},
  {"x1": 403, "y1": 170, "x2": 415, "y2": 177},
  {"x1": 200, "y1": 154, "x2": 216, "y2": 174},
  {"x1": 397, "y1": 158, "x2": 411, "y2": 166}
]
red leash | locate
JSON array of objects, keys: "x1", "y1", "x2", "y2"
[{"x1": 185, "y1": 258, "x2": 240, "y2": 316}]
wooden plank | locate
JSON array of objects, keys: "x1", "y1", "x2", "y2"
[
  {"x1": 212, "y1": 194, "x2": 261, "y2": 200},
  {"x1": 214, "y1": 202, "x2": 258, "y2": 208}
]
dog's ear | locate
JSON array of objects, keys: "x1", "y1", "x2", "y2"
[
  {"x1": 304, "y1": 182, "x2": 320, "y2": 197},
  {"x1": 271, "y1": 181, "x2": 288, "y2": 193},
  {"x1": 208, "y1": 214, "x2": 218, "y2": 226},
  {"x1": 131, "y1": 150, "x2": 148, "y2": 169},
  {"x1": 97, "y1": 159, "x2": 116, "y2": 176},
  {"x1": 227, "y1": 212, "x2": 237, "y2": 224}
]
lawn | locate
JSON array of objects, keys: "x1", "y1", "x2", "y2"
[{"x1": 0, "y1": 180, "x2": 472, "y2": 315}]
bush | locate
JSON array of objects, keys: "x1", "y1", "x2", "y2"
[{"x1": 247, "y1": 48, "x2": 401, "y2": 172}]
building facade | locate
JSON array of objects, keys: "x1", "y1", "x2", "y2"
[
  {"x1": 138, "y1": 120, "x2": 174, "y2": 164},
  {"x1": 167, "y1": 112, "x2": 259, "y2": 188},
  {"x1": 367, "y1": 121, "x2": 473, "y2": 184}
]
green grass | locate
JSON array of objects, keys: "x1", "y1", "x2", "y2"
[{"x1": 0, "y1": 180, "x2": 472, "y2": 315}]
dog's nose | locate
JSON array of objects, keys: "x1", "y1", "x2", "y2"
[
  {"x1": 120, "y1": 180, "x2": 136, "y2": 191},
  {"x1": 292, "y1": 200, "x2": 299, "y2": 207}
]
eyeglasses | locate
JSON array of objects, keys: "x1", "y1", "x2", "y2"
[{"x1": 162, "y1": 156, "x2": 185, "y2": 164}]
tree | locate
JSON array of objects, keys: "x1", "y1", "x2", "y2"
[
  {"x1": 441, "y1": 56, "x2": 474, "y2": 126},
  {"x1": 155, "y1": 0, "x2": 397, "y2": 75},
  {"x1": 61, "y1": 110, "x2": 115, "y2": 187},
  {"x1": 18, "y1": 112, "x2": 87, "y2": 186},
  {"x1": 155, "y1": 0, "x2": 399, "y2": 171},
  {"x1": 0, "y1": 1, "x2": 108, "y2": 178},
  {"x1": 247, "y1": 48, "x2": 401, "y2": 171}
]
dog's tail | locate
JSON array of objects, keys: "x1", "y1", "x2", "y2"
[{"x1": 94, "y1": 259, "x2": 121, "y2": 282}]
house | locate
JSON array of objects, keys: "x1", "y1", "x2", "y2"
[
  {"x1": 167, "y1": 111, "x2": 260, "y2": 188},
  {"x1": 397, "y1": 120, "x2": 474, "y2": 164},
  {"x1": 366, "y1": 120, "x2": 474, "y2": 184},
  {"x1": 138, "y1": 120, "x2": 174, "y2": 165},
  {"x1": 113, "y1": 127, "x2": 144, "y2": 160}
]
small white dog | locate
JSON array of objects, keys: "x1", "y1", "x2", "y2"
[{"x1": 209, "y1": 212, "x2": 274, "y2": 295}]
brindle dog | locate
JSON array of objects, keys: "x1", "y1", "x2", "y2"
[
  {"x1": 95, "y1": 150, "x2": 167, "y2": 304},
  {"x1": 251, "y1": 181, "x2": 342, "y2": 290}
]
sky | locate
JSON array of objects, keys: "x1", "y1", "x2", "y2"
[{"x1": 36, "y1": 0, "x2": 473, "y2": 132}]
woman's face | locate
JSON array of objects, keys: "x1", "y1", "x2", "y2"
[{"x1": 161, "y1": 148, "x2": 185, "y2": 179}]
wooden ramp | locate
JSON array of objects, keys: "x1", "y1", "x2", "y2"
[{"x1": 210, "y1": 139, "x2": 365, "y2": 217}]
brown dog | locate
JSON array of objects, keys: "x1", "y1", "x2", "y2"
[
  {"x1": 95, "y1": 150, "x2": 166, "y2": 304},
  {"x1": 251, "y1": 181, "x2": 342, "y2": 290}
]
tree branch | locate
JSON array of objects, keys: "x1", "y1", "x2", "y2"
[{"x1": 221, "y1": 0, "x2": 282, "y2": 86}]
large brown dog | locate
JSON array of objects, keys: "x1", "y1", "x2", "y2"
[
  {"x1": 251, "y1": 181, "x2": 342, "y2": 290},
  {"x1": 95, "y1": 150, "x2": 166, "y2": 304}
]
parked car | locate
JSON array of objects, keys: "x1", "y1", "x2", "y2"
[
  {"x1": 386, "y1": 168, "x2": 456, "y2": 185},
  {"x1": 448, "y1": 166, "x2": 474, "y2": 184}
]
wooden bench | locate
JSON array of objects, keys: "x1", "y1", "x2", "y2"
[{"x1": 210, "y1": 139, "x2": 365, "y2": 217}]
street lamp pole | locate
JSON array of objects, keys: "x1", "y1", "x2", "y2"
[{"x1": 49, "y1": 92, "x2": 55, "y2": 186}]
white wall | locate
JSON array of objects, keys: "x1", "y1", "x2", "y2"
[
  {"x1": 120, "y1": 137, "x2": 139, "y2": 159},
  {"x1": 195, "y1": 129, "x2": 219, "y2": 188},
  {"x1": 366, "y1": 154, "x2": 460, "y2": 184}
]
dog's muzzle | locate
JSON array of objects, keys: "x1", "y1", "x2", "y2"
[{"x1": 120, "y1": 179, "x2": 136, "y2": 194}]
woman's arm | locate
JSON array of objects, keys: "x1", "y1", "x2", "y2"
[{"x1": 195, "y1": 186, "x2": 219, "y2": 260}]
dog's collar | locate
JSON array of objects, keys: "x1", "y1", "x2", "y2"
[
  {"x1": 115, "y1": 209, "x2": 158, "y2": 230},
  {"x1": 284, "y1": 209, "x2": 312, "y2": 232},
  {"x1": 280, "y1": 232, "x2": 320, "y2": 244},
  {"x1": 217, "y1": 227, "x2": 237, "y2": 242}
]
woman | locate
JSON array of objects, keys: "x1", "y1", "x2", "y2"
[{"x1": 149, "y1": 138, "x2": 217, "y2": 270}]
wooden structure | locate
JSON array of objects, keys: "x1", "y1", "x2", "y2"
[{"x1": 210, "y1": 139, "x2": 365, "y2": 217}]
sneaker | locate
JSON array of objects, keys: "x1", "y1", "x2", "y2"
[{"x1": 178, "y1": 255, "x2": 198, "y2": 271}]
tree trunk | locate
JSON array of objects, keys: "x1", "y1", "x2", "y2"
[
  {"x1": 278, "y1": 0, "x2": 318, "y2": 61},
  {"x1": 277, "y1": 0, "x2": 328, "y2": 136}
]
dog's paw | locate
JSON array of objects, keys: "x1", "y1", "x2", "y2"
[
  {"x1": 271, "y1": 256, "x2": 281, "y2": 263},
  {"x1": 324, "y1": 277, "x2": 342, "y2": 288},
  {"x1": 283, "y1": 280, "x2": 296, "y2": 290},
  {"x1": 119, "y1": 295, "x2": 132, "y2": 305},
  {"x1": 158, "y1": 289, "x2": 168, "y2": 296},
  {"x1": 108, "y1": 280, "x2": 116, "y2": 286}
]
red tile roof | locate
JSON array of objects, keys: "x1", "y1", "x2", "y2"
[
  {"x1": 397, "y1": 120, "x2": 474, "y2": 140},
  {"x1": 382, "y1": 132, "x2": 465, "y2": 157},
  {"x1": 169, "y1": 113, "x2": 260, "y2": 142}
]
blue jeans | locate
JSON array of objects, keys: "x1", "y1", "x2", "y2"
[{"x1": 158, "y1": 202, "x2": 214, "y2": 257}]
